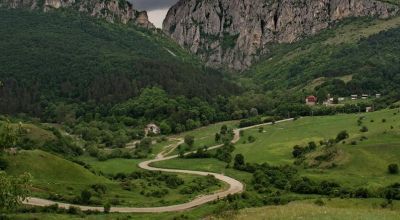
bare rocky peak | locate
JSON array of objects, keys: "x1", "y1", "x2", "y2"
[
  {"x1": 0, "y1": 0, "x2": 155, "y2": 28},
  {"x1": 163, "y1": 0, "x2": 399, "y2": 71}
]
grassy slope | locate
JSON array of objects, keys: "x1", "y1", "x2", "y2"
[
  {"x1": 5, "y1": 150, "x2": 225, "y2": 207},
  {"x1": 229, "y1": 198, "x2": 400, "y2": 220},
  {"x1": 155, "y1": 109, "x2": 400, "y2": 188},
  {"x1": 243, "y1": 16, "x2": 400, "y2": 92}
]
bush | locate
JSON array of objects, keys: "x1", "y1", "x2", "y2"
[
  {"x1": 80, "y1": 189, "x2": 92, "y2": 204},
  {"x1": 360, "y1": 126, "x2": 368, "y2": 132},
  {"x1": 247, "y1": 136, "x2": 256, "y2": 143},
  {"x1": 314, "y1": 198, "x2": 325, "y2": 206},
  {"x1": 0, "y1": 157, "x2": 8, "y2": 170},
  {"x1": 103, "y1": 203, "x2": 111, "y2": 213},
  {"x1": 388, "y1": 164, "x2": 399, "y2": 174},
  {"x1": 335, "y1": 130, "x2": 349, "y2": 142}
]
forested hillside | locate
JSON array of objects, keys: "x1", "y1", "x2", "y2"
[
  {"x1": 242, "y1": 17, "x2": 400, "y2": 103},
  {"x1": 0, "y1": 9, "x2": 238, "y2": 115}
]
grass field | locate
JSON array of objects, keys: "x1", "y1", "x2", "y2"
[
  {"x1": 227, "y1": 198, "x2": 400, "y2": 220},
  {"x1": 155, "y1": 109, "x2": 400, "y2": 189},
  {"x1": 4, "y1": 150, "x2": 225, "y2": 207}
]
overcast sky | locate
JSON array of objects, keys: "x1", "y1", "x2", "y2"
[{"x1": 131, "y1": 0, "x2": 179, "y2": 28}]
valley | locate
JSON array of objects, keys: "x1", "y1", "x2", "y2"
[{"x1": 1, "y1": 0, "x2": 400, "y2": 219}]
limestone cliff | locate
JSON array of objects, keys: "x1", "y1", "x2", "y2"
[
  {"x1": 0, "y1": 0, "x2": 154, "y2": 28},
  {"x1": 163, "y1": 0, "x2": 399, "y2": 70}
]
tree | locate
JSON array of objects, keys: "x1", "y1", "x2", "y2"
[
  {"x1": 250, "y1": 108, "x2": 259, "y2": 117},
  {"x1": 388, "y1": 164, "x2": 399, "y2": 174},
  {"x1": 215, "y1": 133, "x2": 221, "y2": 142},
  {"x1": 80, "y1": 189, "x2": 92, "y2": 204},
  {"x1": 159, "y1": 121, "x2": 171, "y2": 135},
  {"x1": 0, "y1": 121, "x2": 18, "y2": 152},
  {"x1": 184, "y1": 135, "x2": 195, "y2": 148},
  {"x1": 104, "y1": 202, "x2": 111, "y2": 213},
  {"x1": 233, "y1": 154, "x2": 245, "y2": 170},
  {"x1": 0, "y1": 172, "x2": 31, "y2": 212},
  {"x1": 220, "y1": 125, "x2": 228, "y2": 135}
]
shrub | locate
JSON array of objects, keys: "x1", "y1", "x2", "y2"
[
  {"x1": 103, "y1": 203, "x2": 111, "y2": 213},
  {"x1": 80, "y1": 189, "x2": 92, "y2": 204},
  {"x1": 382, "y1": 119, "x2": 387, "y2": 123},
  {"x1": 351, "y1": 141, "x2": 357, "y2": 145},
  {"x1": 335, "y1": 131, "x2": 349, "y2": 142},
  {"x1": 247, "y1": 136, "x2": 256, "y2": 143},
  {"x1": 184, "y1": 135, "x2": 195, "y2": 148},
  {"x1": 0, "y1": 157, "x2": 8, "y2": 170},
  {"x1": 388, "y1": 164, "x2": 399, "y2": 174},
  {"x1": 314, "y1": 198, "x2": 325, "y2": 206},
  {"x1": 360, "y1": 126, "x2": 368, "y2": 132}
]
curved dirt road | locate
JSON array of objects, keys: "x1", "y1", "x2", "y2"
[{"x1": 24, "y1": 118, "x2": 292, "y2": 213}]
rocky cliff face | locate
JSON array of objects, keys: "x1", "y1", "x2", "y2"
[
  {"x1": 0, "y1": 0, "x2": 154, "y2": 28},
  {"x1": 163, "y1": 0, "x2": 399, "y2": 70}
]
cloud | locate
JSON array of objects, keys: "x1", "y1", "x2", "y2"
[{"x1": 131, "y1": 0, "x2": 179, "y2": 11}]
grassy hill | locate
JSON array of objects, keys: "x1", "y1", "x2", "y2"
[
  {"x1": 155, "y1": 109, "x2": 400, "y2": 189},
  {"x1": 4, "y1": 150, "x2": 225, "y2": 207}
]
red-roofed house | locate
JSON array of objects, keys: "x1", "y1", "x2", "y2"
[{"x1": 306, "y1": 96, "x2": 317, "y2": 106}]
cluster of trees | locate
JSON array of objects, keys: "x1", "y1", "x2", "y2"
[
  {"x1": 292, "y1": 142, "x2": 317, "y2": 158},
  {"x1": 179, "y1": 175, "x2": 219, "y2": 194},
  {"x1": 233, "y1": 154, "x2": 400, "y2": 201}
]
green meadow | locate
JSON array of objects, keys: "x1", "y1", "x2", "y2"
[
  {"x1": 4, "y1": 150, "x2": 225, "y2": 208},
  {"x1": 155, "y1": 109, "x2": 400, "y2": 189}
]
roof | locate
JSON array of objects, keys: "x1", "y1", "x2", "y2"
[{"x1": 306, "y1": 96, "x2": 317, "y2": 102}]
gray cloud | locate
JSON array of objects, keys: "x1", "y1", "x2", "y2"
[{"x1": 131, "y1": 0, "x2": 179, "y2": 10}]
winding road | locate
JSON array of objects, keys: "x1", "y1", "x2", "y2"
[{"x1": 23, "y1": 118, "x2": 293, "y2": 213}]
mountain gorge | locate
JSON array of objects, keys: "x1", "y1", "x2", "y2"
[{"x1": 163, "y1": 0, "x2": 399, "y2": 70}]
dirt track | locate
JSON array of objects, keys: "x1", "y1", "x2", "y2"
[{"x1": 23, "y1": 118, "x2": 293, "y2": 213}]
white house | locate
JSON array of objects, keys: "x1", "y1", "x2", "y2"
[{"x1": 145, "y1": 123, "x2": 160, "y2": 136}]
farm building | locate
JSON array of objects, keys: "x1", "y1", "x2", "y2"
[
  {"x1": 306, "y1": 96, "x2": 317, "y2": 106},
  {"x1": 145, "y1": 123, "x2": 160, "y2": 136}
]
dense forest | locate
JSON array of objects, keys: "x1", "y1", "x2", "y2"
[
  {"x1": 245, "y1": 17, "x2": 400, "y2": 103},
  {"x1": 0, "y1": 9, "x2": 239, "y2": 115}
]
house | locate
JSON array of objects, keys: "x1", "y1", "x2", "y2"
[
  {"x1": 306, "y1": 96, "x2": 317, "y2": 106},
  {"x1": 145, "y1": 123, "x2": 160, "y2": 136},
  {"x1": 362, "y1": 94, "x2": 369, "y2": 100},
  {"x1": 376, "y1": 94, "x2": 381, "y2": 98},
  {"x1": 351, "y1": 95, "x2": 358, "y2": 100}
]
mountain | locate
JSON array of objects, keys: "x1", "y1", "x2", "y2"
[
  {"x1": 163, "y1": 0, "x2": 399, "y2": 71},
  {"x1": 244, "y1": 16, "x2": 400, "y2": 101},
  {"x1": 0, "y1": 0, "x2": 154, "y2": 28},
  {"x1": 0, "y1": 7, "x2": 238, "y2": 117}
]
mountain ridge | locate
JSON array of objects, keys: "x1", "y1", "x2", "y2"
[
  {"x1": 0, "y1": 0, "x2": 155, "y2": 28},
  {"x1": 163, "y1": 0, "x2": 399, "y2": 71}
]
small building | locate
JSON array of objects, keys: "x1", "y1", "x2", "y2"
[
  {"x1": 306, "y1": 96, "x2": 317, "y2": 106},
  {"x1": 362, "y1": 94, "x2": 369, "y2": 100},
  {"x1": 145, "y1": 123, "x2": 160, "y2": 136},
  {"x1": 366, "y1": 107, "x2": 374, "y2": 113},
  {"x1": 351, "y1": 95, "x2": 358, "y2": 100},
  {"x1": 376, "y1": 94, "x2": 381, "y2": 98}
]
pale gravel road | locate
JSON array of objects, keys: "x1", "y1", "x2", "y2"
[{"x1": 23, "y1": 118, "x2": 293, "y2": 213}]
